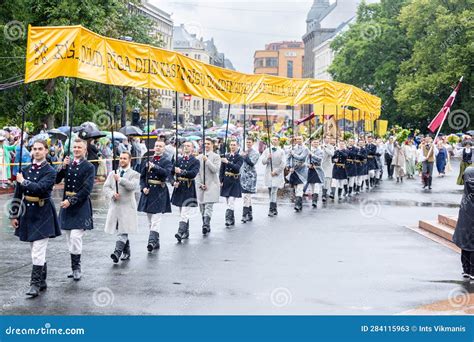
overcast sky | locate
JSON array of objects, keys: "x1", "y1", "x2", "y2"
[{"x1": 152, "y1": 0, "x2": 315, "y2": 73}]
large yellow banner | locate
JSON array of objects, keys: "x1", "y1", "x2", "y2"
[{"x1": 25, "y1": 25, "x2": 381, "y2": 115}]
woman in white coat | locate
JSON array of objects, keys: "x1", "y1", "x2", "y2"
[
  {"x1": 103, "y1": 151, "x2": 140, "y2": 263},
  {"x1": 261, "y1": 136, "x2": 286, "y2": 217},
  {"x1": 196, "y1": 138, "x2": 221, "y2": 234}
]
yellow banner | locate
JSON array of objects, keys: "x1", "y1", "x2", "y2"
[
  {"x1": 376, "y1": 120, "x2": 388, "y2": 137},
  {"x1": 25, "y1": 25, "x2": 381, "y2": 115}
]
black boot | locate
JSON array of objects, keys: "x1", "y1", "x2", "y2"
[
  {"x1": 355, "y1": 185, "x2": 360, "y2": 194},
  {"x1": 272, "y1": 202, "x2": 278, "y2": 216},
  {"x1": 147, "y1": 231, "x2": 160, "y2": 252},
  {"x1": 337, "y1": 188, "x2": 343, "y2": 199},
  {"x1": 26, "y1": 265, "x2": 43, "y2": 297},
  {"x1": 375, "y1": 178, "x2": 380, "y2": 187},
  {"x1": 248, "y1": 206, "x2": 253, "y2": 221},
  {"x1": 428, "y1": 176, "x2": 432, "y2": 190},
  {"x1": 268, "y1": 202, "x2": 274, "y2": 217},
  {"x1": 343, "y1": 184, "x2": 348, "y2": 197},
  {"x1": 225, "y1": 209, "x2": 235, "y2": 227},
  {"x1": 241, "y1": 207, "x2": 249, "y2": 223},
  {"x1": 294, "y1": 196, "x2": 303, "y2": 212},
  {"x1": 312, "y1": 193, "x2": 318, "y2": 208},
  {"x1": 322, "y1": 188, "x2": 327, "y2": 202},
  {"x1": 329, "y1": 187, "x2": 336, "y2": 200},
  {"x1": 365, "y1": 179, "x2": 370, "y2": 190},
  {"x1": 175, "y1": 221, "x2": 188, "y2": 242},
  {"x1": 202, "y1": 216, "x2": 211, "y2": 235},
  {"x1": 183, "y1": 220, "x2": 190, "y2": 239},
  {"x1": 121, "y1": 240, "x2": 131, "y2": 260},
  {"x1": 71, "y1": 254, "x2": 81, "y2": 281},
  {"x1": 39, "y1": 262, "x2": 47, "y2": 291},
  {"x1": 348, "y1": 186, "x2": 353, "y2": 197},
  {"x1": 111, "y1": 240, "x2": 126, "y2": 263}
]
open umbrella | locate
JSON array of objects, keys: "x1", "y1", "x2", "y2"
[
  {"x1": 28, "y1": 133, "x2": 50, "y2": 146},
  {"x1": 77, "y1": 122, "x2": 106, "y2": 139},
  {"x1": 186, "y1": 135, "x2": 202, "y2": 141},
  {"x1": 467, "y1": 130, "x2": 474, "y2": 136},
  {"x1": 102, "y1": 131, "x2": 127, "y2": 140},
  {"x1": 47, "y1": 129, "x2": 68, "y2": 140},
  {"x1": 119, "y1": 125, "x2": 143, "y2": 136}
]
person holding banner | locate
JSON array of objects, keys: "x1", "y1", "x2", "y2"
[
  {"x1": 321, "y1": 136, "x2": 335, "y2": 202},
  {"x1": 9, "y1": 140, "x2": 61, "y2": 298},
  {"x1": 220, "y1": 140, "x2": 244, "y2": 227},
  {"x1": 419, "y1": 136, "x2": 438, "y2": 190},
  {"x1": 172, "y1": 142, "x2": 200, "y2": 242},
  {"x1": 196, "y1": 138, "x2": 221, "y2": 235},
  {"x1": 306, "y1": 139, "x2": 324, "y2": 208},
  {"x1": 345, "y1": 138, "x2": 358, "y2": 197},
  {"x1": 331, "y1": 141, "x2": 348, "y2": 201},
  {"x1": 240, "y1": 137, "x2": 260, "y2": 223},
  {"x1": 56, "y1": 138, "x2": 95, "y2": 281},
  {"x1": 103, "y1": 151, "x2": 140, "y2": 263},
  {"x1": 261, "y1": 136, "x2": 286, "y2": 217},
  {"x1": 138, "y1": 141, "x2": 173, "y2": 251},
  {"x1": 288, "y1": 136, "x2": 309, "y2": 212}
]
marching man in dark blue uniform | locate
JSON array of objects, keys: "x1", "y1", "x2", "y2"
[
  {"x1": 288, "y1": 136, "x2": 309, "y2": 212},
  {"x1": 345, "y1": 138, "x2": 358, "y2": 197},
  {"x1": 137, "y1": 141, "x2": 173, "y2": 251},
  {"x1": 171, "y1": 141, "x2": 200, "y2": 242},
  {"x1": 10, "y1": 140, "x2": 61, "y2": 298},
  {"x1": 331, "y1": 140, "x2": 348, "y2": 201},
  {"x1": 306, "y1": 139, "x2": 324, "y2": 208},
  {"x1": 366, "y1": 135, "x2": 378, "y2": 189},
  {"x1": 355, "y1": 139, "x2": 368, "y2": 194},
  {"x1": 56, "y1": 138, "x2": 95, "y2": 281},
  {"x1": 220, "y1": 140, "x2": 243, "y2": 227}
]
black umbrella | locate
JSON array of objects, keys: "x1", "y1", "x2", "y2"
[
  {"x1": 47, "y1": 129, "x2": 68, "y2": 140},
  {"x1": 119, "y1": 125, "x2": 143, "y2": 137},
  {"x1": 467, "y1": 130, "x2": 474, "y2": 137},
  {"x1": 76, "y1": 122, "x2": 106, "y2": 140}
]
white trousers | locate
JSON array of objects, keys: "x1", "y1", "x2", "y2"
[
  {"x1": 356, "y1": 175, "x2": 366, "y2": 186},
  {"x1": 348, "y1": 177, "x2": 356, "y2": 188},
  {"x1": 225, "y1": 197, "x2": 236, "y2": 210},
  {"x1": 323, "y1": 177, "x2": 332, "y2": 190},
  {"x1": 369, "y1": 170, "x2": 376, "y2": 178},
  {"x1": 199, "y1": 203, "x2": 214, "y2": 218},
  {"x1": 308, "y1": 183, "x2": 321, "y2": 194},
  {"x1": 242, "y1": 193, "x2": 252, "y2": 207},
  {"x1": 64, "y1": 229, "x2": 85, "y2": 255},
  {"x1": 179, "y1": 206, "x2": 193, "y2": 222},
  {"x1": 117, "y1": 233, "x2": 129, "y2": 243},
  {"x1": 268, "y1": 187, "x2": 278, "y2": 203},
  {"x1": 294, "y1": 184, "x2": 304, "y2": 197},
  {"x1": 331, "y1": 179, "x2": 347, "y2": 189},
  {"x1": 147, "y1": 213, "x2": 162, "y2": 232},
  {"x1": 30, "y1": 238, "x2": 49, "y2": 266}
]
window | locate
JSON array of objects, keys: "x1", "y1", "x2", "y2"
[
  {"x1": 287, "y1": 60, "x2": 294, "y2": 78},
  {"x1": 254, "y1": 58, "x2": 264, "y2": 68},
  {"x1": 265, "y1": 58, "x2": 278, "y2": 67}
]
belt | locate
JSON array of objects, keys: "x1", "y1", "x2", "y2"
[
  {"x1": 224, "y1": 171, "x2": 240, "y2": 179},
  {"x1": 367, "y1": 156, "x2": 374, "y2": 159},
  {"x1": 347, "y1": 159, "x2": 355, "y2": 163},
  {"x1": 24, "y1": 195, "x2": 48, "y2": 207},
  {"x1": 355, "y1": 160, "x2": 362, "y2": 164},
  {"x1": 65, "y1": 191, "x2": 77, "y2": 197},
  {"x1": 148, "y1": 179, "x2": 165, "y2": 186},
  {"x1": 335, "y1": 163, "x2": 345, "y2": 167},
  {"x1": 177, "y1": 177, "x2": 194, "y2": 188}
]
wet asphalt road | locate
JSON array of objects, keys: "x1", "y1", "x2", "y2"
[{"x1": 0, "y1": 161, "x2": 465, "y2": 315}]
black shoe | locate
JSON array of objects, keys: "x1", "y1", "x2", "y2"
[
  {"x1": 329, "y1": 187, "x2": 335, "y2": 200},
  {"x1": 322, "y1": 189, "x2": 327, "y2": 202},
  {"x1": 39, "y1": 262, "x2": 47, "y2": 291},
  {"x1": 343, "y1": 185, "x2": 348, "y2": 197},
  {"x1": 241, "y1": 207, "x2": 249, "y2": 223},
  {"x1": 347, "y1": 186, "x2": 352, "y2": 197},
  {"x1": 294, "y1": 196, "x2": 303, "y2": 212},
  {"x1": 225, "y1": 209, "x2": 235, "y2": 227},
  {"x1": 175, "y1": 221, "x2": 188, "y2": 242},
  {"x1": 121, "y1": 240, "x2": 131, "y2": 260},
  {"x1": 26, "y1": 265, "x2": 43, "y2": 298},
  {"x1": 147, "y1": 231, "x2": 160, "y2": 252},
  {"x1": 337, "y1": 188, "x2": 343, "y2": 199},
  {"x1": 248, "y1": 206, "x2": 253, "y2": 221},
  {"x1": 202, "y1": 216, "x2": 211, "y2": 235},
  {"x1": 70, "y1": 254, "x2": 82, "y2": 281},
  {"x1": 111, "y1": 240, "x2": 126, "y2": 263},
  {"x1": 312, "y1": 193, "x2": 318, "y2": 208}
]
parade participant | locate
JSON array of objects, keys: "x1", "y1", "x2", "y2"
[
  {"x1": 196, "y1": 138, "x2": 221, "y2": 234},
  {"x1": 9, "y1": 140, "x2": 61, "y2": 298},
  {"x1": 452, "y1": 166, "x2": 474, "y2": 279},
  {"x1": 384, "y1": 136, "x2": 395, "y2": 179},
  {"x1": 419, "y1": 136, "x2": 438, "y2": 190},
  {"x1": 306, "y1": 139, "x2": 324, "y2": 208},
  {"x1": 455, "y1": 141, "x2": 472, "y2": 185},
  {"x1": 0, "y1": 136, "x2": 17, "y2": 188},
  {"x1": 345, "y1": 138, "x2": 358, "y2": 197},
  {"x1": 138, "y1": 141, "x2": 173, "y2": 251},
  {"x1": 331, "y1": 140, "x2": 348, "y2": 200},
  {"x1": 171, "y1": 141, "x2": 200, "y2": 242},
  {"x1": 355, "y1": 139, "x2": 368, "y2": 194},
  {"x1": 435, "y1": 140, "x2": 448, "y2": 177},
  {"x1": 392, "y1": 141, "x2": 406, "y2": 183},
  {"x1": 104, "y1": 152, "x2": 140, "y2": 263},
  {"x1": 287, "y1": 136, "x2": 309, "y2": 212},
  {"x1": 321, "y1": 136, "x2": 335, "y2": 202},
  {"x1": 56, "y1": 138, "x2": 95, "y2": 281},
  {"x1": 403, "y1": 139, "x2": 417, "y2": 179},
  {"x1": 375, "y1": 138, "x2": 385, "y2": 185},
  {"x1": 220, "y1": 140, "x2": 243, "y2": 227},
  {"x1": 240, "y1": 137, "x2": 260, "y2": 223},
  {"x1": 261, "y1": 136, "x2": 286, "y2": 217},
  {"x1": 366, "y1": 135, "x2": 378, "y2": 189}
]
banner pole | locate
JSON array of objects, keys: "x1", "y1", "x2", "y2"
[
  {"x1": 108, "y1": 85, "x2": 118, "y2": 193},
  {"x1": 63, "y1": 78, "x2": 77, "y2": 201},
  {"x1": 265, "y1": 103, "x2": 273, "y2": 172},
  {"x1": 202, "y1": 97, "x2": 206, "y2": 186}
]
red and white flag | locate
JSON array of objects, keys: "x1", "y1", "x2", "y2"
[
  {"x1": 427, "y1": 77, "x2": 463, "y2": 133},
  {"x1": 296, "y1": 112, "x2": 315, "y2": 125}
]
